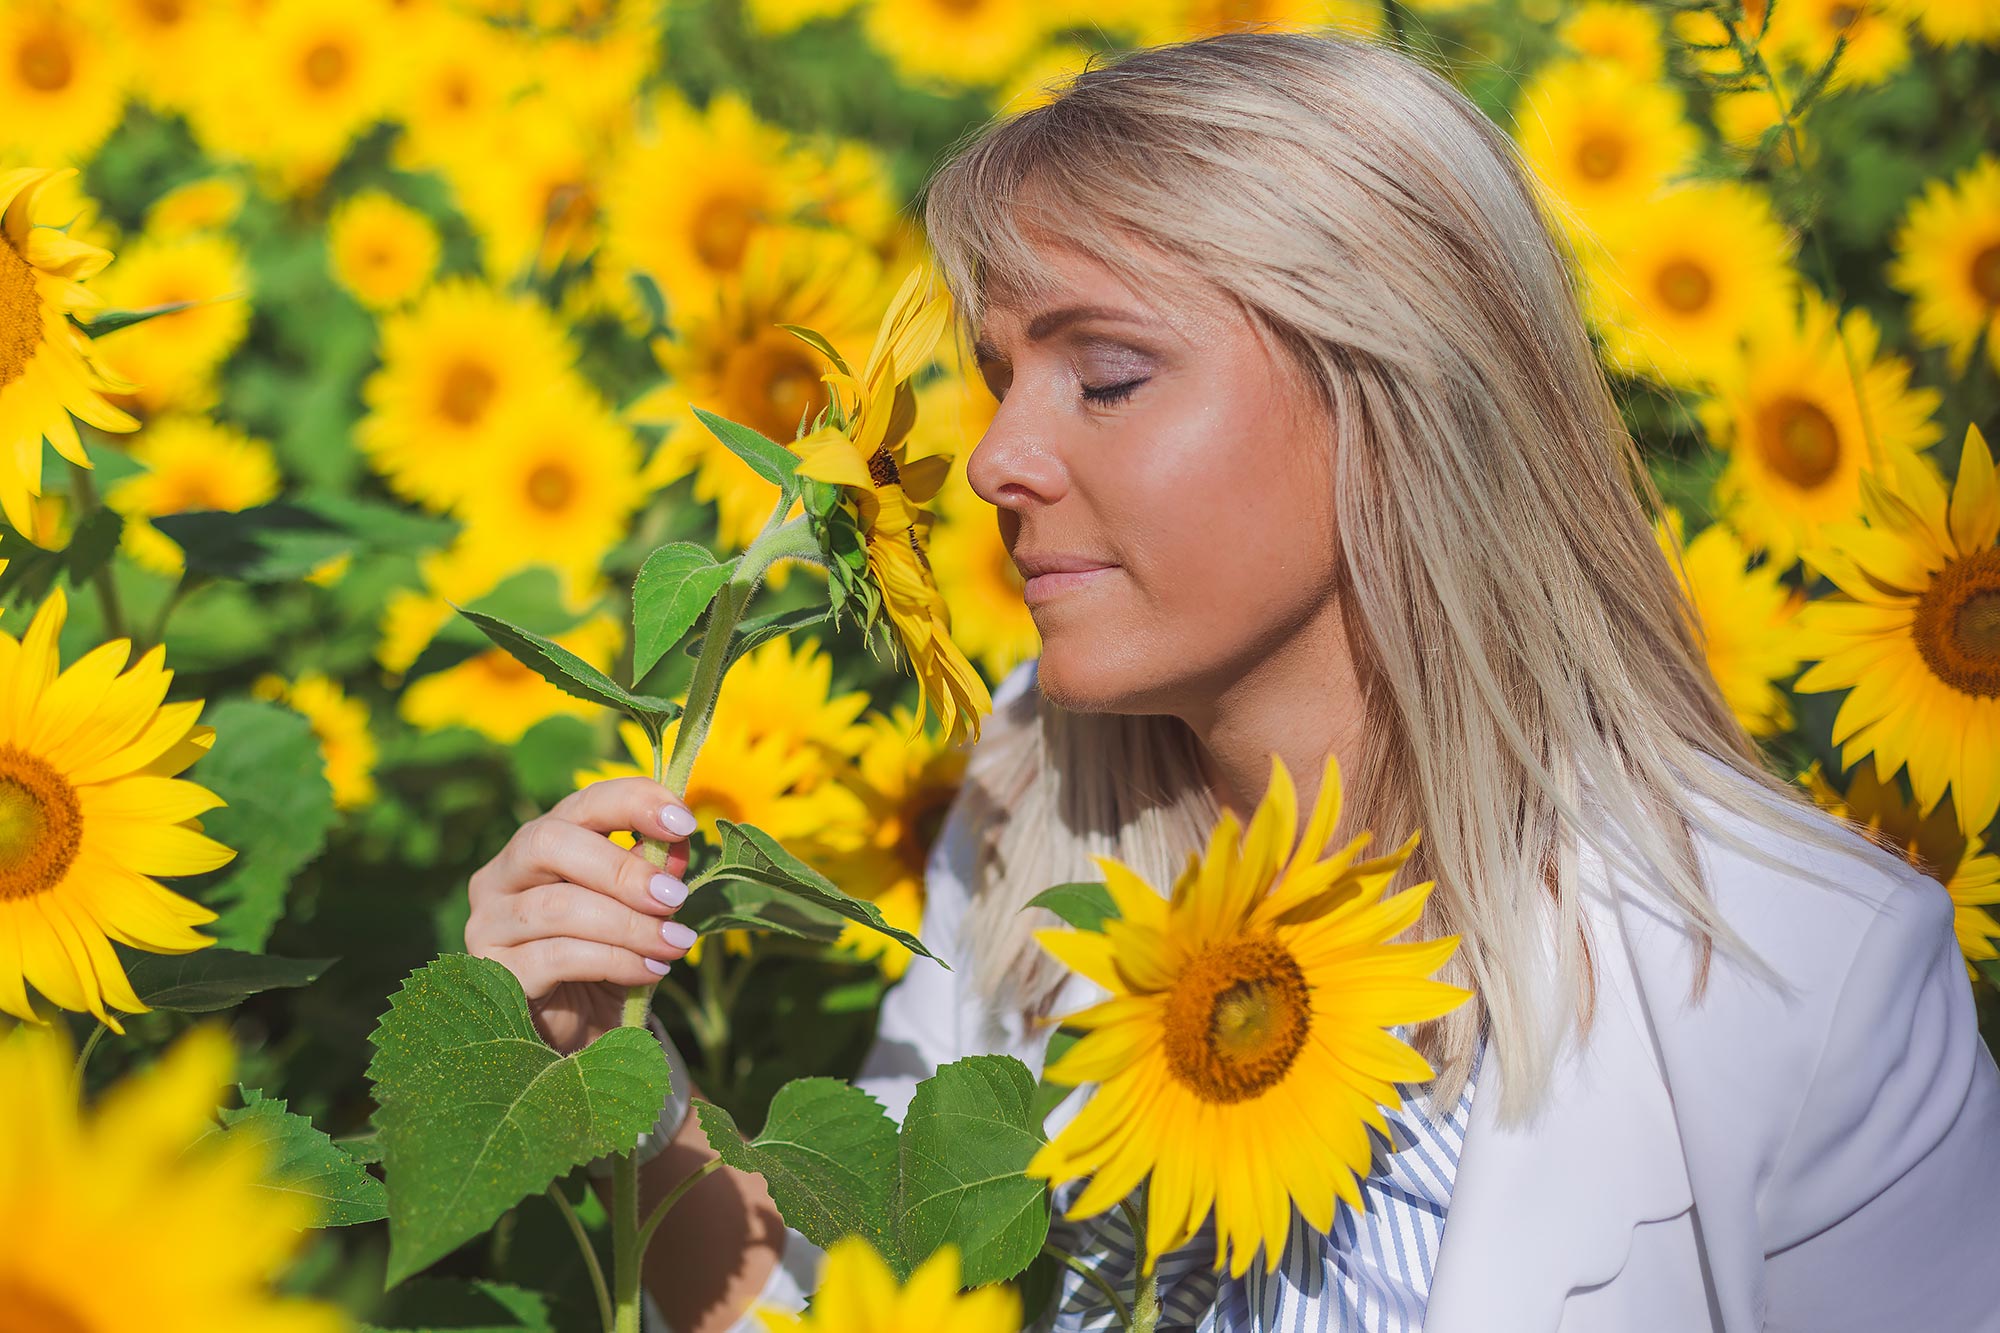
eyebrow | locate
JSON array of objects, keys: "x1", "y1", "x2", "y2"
[{"x1": 972, "y1": 304, "x2": 1149, "y2": 364}]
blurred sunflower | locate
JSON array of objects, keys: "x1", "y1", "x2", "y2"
[
  {"x1": 1768, "y1": 0, "x2": 1910, "y2": 88},
  {"x1": 1670, "y1": 0, "x2": 1772, "y2": 80},
  {"x1": 601, "y1": 92, "x2": 813, "y2": 312},
  {"x1": 1710, "y1": 84, "x2": 1811, "y2": 167},
  {"x1": 328, "y1": 190, "x2": 440, "y2": 312},
  {"x1": 800, "y1": 139, "x2": 923, "y2": 272},
  {"x1": 534, "y1": 1, "x2": 660, "y2": 145},
  {"x1": 710, "y1": 634, "x2": 874, "y2": 764},
  {"x1": 744, "y1": 0, "x2": 863, "y2": 37},
  {"x1": 1701, "y1": 289, "x2": 1941, "y2": 567},
  {"x1": 103, "y1": 416, "x2": 283, "y2": 577},
  {"x1": 762, "y1": 1238, "x2": 1017, "y2": 1333},
  {"x1": 1155, "y1": 0, "x2": 1383, "y2": 40},
  {"x1": 1888, "y1": 153, "x2": 2000, "y2": 381},
  {"x1": 145, "y1": 176, "x2": 247, "y2": 237},
  {"x1": 251, "y1": 672, "x2": 378, "y2": 811},
  {"x1": 450, "y1": 379, "x2": 646, "y2": 592},
  {"x1": 929, "y1": 456, "x2": 1039, "y2": 681},
  {"x1": 0, "y1": 167, "x2": 137, "y2": 534},
  {"x1": 0, "y1": 1, "x2": 125, "y2": 163},
  {"x1": 1557, "y1": 1, "x2": 1666, "y2": 80},
  {"x1": 634, "y1": 228, "x2": 885, "y2": 551},
  {"x1": 1580, "y1": 181, "x2": 1797, "y2": 391},
  {"x1": 863, "y1": 0, "x2": 1053, "y2": 88},
  {"x1": 389, "y1": 10, "x2": 530, "y2": 174},
  {"x1": 1801, "y1": 760, "x2": 2000, "y2": 980},
  {"x1": 99, "y1": 0, "x2": 226, "y2": 114},
  {"x1": 375, "y1": 538, "x2": 603, "y2": 678},
  {"x1": 814, "y1": 704, "x2": 967, "y2": 979},
  {"x1": 792, "y1": 266, "x2": 993, "y2": 745},
  {"x1": 1514, "y1": 59, "x2": 1698, "y2": 241},
  {"x1": 1795, "y1": 423, "x2": 2000, "y2": 836},
  {"x1": 357, "y1": 279, "x2": 580, "y2": 512},
  {"x1": 400, "y1": 612, "x2": 622, "y2": 745},
  {"x1": 0, "y1": 1023, "x2": 346, "y2": 1333},
  {"x1": 994, "y1": 41, "x2": 1094, "y2": 113},
  {"x1": 88, "y1": 230, "x2": 252, "y2": 417},
  {"x1": 1881, "y1": 0, "x2": 2000, "y2": 46},
  {"x1": 1654, "y1": 507, "x2": 1802, "y2": 737},
  {"x1": 0, "y1": 587, "x2": 233, "y2": 1031},
  {"x1": 1029, "y1": 751, "x2": 1470, "y2": 1277},
  {"x1": 447, "y1": 94, "x2": 606, "y2": 281}
]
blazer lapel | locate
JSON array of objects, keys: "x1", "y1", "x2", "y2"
[{"x1": 1422, "y1": 885, "x2": 1694, "y2": 1333}]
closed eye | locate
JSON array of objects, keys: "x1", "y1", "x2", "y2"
[{"x1": 1082, "y1": 378, "x2": 1147, "y2": 405}]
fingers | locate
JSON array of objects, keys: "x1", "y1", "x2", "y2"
[
  {"x1": 490, "y1": 882, "x2": 701, "y2": 963},
  {"x1": 491, "y1": 936, "x2": 689, "y2": 1000},
  {"x1": 551, "y1": 777, "x2": 699, "y2": 851},
  {"x1": 485, "y1": 815, "x2": 690, "y2": 919}
]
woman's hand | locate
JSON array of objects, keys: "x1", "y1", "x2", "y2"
[{"x1": 466, "y1": 777, "x2": 701, "y2": 1054}]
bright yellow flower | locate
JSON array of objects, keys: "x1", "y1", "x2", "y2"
[
  {"x1": 1768, "y1": 0, "x2": 1910, "y2": 88},
  {"x1": 387, "y1": 10, "x2": 531, "y2": 175},
  {"x1": 863, "y1": 0, "x2": 1053, "y2": 88},
  {"x1": 994, "y1": 41, "x2": 1094, "y2": 113},
  {"x1": 400, "y1": 612, "x2": 622, "y2": 745},
  {"x1": 0, "y1": 587, "x2": 232, "y2": 1030},
  {"x1": 1710, "y1": 85, "x2": 1812, "y2": 168},
  {"x1": 357, "y1": 279, "x2": 580, "y2": 513},
  {"x1": 1653, "y1": 508, "x2": 1802, "y2": 737},
  {"x1": 744, "y1": 0, "x2": 863, "y2": 37},
  {"x1": 1701, "y1": 289, "x2": 1941, "y2": 568},
  {"x1": 712, "y1": 633, "x2": 875, "y2": 766},
  {"x1": 98, "y1": 0, "x2": 228, "y2": 114},
  {"x1": 1888, "y1": 153, "x2": 2000, "y2": 381},
  {"x1": 929, "y1": 450, "x2": 1039, "y2": 682},
  {"x1": 0, "y1": 1023, "x2": 347, "y2": 1333},
  {"x1": 634, "y1": 228, "x2": 886, "y2": 551},
  {"x1": 444, "y1": 92, "x2": 606, "y2": 281},
  {"x1": 88, "y1": 230, "x2": 252, "y2": 417},
  {"x1": 328, "y1": 191, "x2": 440, "y2": 312},
  {"x1": 1881, "y1": 0, "x2": 2000, "y2": 46},
  {"x1": 0, "y1": 2, "x2": 125, "y2": 164},
  {"x1": 1801, "y1": 760, "x2": 2000, "y2": 980},
  {"x1": 1146, "y1": 0, "x2": 1382, "y2": 41},
  {"x1": 760, "y1": 1239, "x2": 1017, "y2": 1333},
  {"x1": 792, "y1": 266, "x2": 994, "y2": 746},
  {"x1": 0, "y1": 167, "x2": 136, "y2": 534},
  {"x1": 1580, "y1": 181, "x2": 1798, "y2": 391},
  {"x1": 252, "y1": 672, "x2": 378, "y2": 811},
  {"x1": 1029, "y1": 751, "x2": 1471, "y2": 1277},
  {"x1": 144, "y1": 176, "x2": 247, "y2": 237},
  {"x1": 1795, "y1": 423, "x2": 2000, "y2": 836},
  {"x1": 533, "y1": 1, "x2": 659, "y2": 146},
  {"x1": 104, "y1": 416, "x2": 283, "y2": 577},
  {"x1": 1558, "y1": 1, "x2": 1666, "y2": 80},
  {"x1": 1514, "y1": 59, "x2": 1699, "y2": 243}
]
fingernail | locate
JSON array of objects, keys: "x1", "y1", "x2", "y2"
[
  {"x1": 644, "y1": 957, "x2": 670, "y2": 975},
  {"x1": 660, "y1": 804, "x2": 697, "y2": 837},
  {"x1": 649, "y1": 873, "x2": 688, "y2": 908},
  {"x1": 661, "y1": 920, "x2": 698, "y2": 951}
]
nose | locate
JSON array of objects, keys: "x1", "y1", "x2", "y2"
[{"x1": 965, "y1": 394, "x2": 1066, "y2": 512}]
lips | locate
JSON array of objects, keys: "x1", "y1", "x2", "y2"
[{"x1": 1021, "y1": 564, "x2": 1115, "y2": 605}]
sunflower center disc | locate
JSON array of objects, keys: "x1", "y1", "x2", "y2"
[
  {"x1": 16, "y1": 29, "x2": 73, "y2": 92},
  {"x1": 0, "y1": 1276, "x2": 96, "y2": 1333},
  {"x1": 437, "y1": 360, "x2": 498, "y2": 425},
  {"x1": 525, "y1": 462, "x2": 574, "y2": 512},
  {"x1": 1163, "y1": 935, "x2": 1311, "y2": 1103},
  {"x1": 1654, "y1": 258, "x2": 1713, "y2": 314},
  {"x1": 0, "y1": 744, "x2": 84, "y2": 903},
  {"x1": 302, "y1": 39, "x2": 349, "y2": 92},
  {"x1": 0, "y1": 229, "x2": 40, "y2": 391},
  {"x1": 1756, "y1": 395, "x2": 1841, "y2": 490},
  {"x1": 867, "y1": 447, "x2": 901, "y2": 489},
  {"x1": 1574, "y1": 132, "x2": 1626, "y2": 183},
  {"x1": 1973, "y1": 244, "x2": 2000, "y2": 308},
  {"x1": 694, "y1": 193, "x2": 757, "y2": 272},
  {"x1": 1913, "y1": 547, "x2": 2000, "y2": 699},
  {"x1": 742, "y1": 339, "x2": 822, "y2": 439}
]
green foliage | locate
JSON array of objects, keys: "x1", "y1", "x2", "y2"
[
  {"x1": 690, "y1": 406, "x2": 801, "y2": 503},
  {"x1": 212, "y1": 1088, "x2": 390, "y2": 1227},
  {"x1": 120, "y1": 946, "x2": 333, "y2": 1013},
  {"x1": 631, "y1": 541, "x2": 734, "y2": 679},
  {"x1": 360, "y1": 1279, "x2": 556, "y2": 1333},
  {"x1": 1029, "y1": 882, "x2": 1120, "y2": 933},
  {"x1": 694, "y1": 819, "x2": 938, "y2": 963},
  {"x1": 452, "y1": 606, "x2": 684, "y2": 734},
  {"x1": 366, "y1": 955, "x2": 674, "y2": 1287}
]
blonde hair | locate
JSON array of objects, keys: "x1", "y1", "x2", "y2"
[{"x1": 921, "y1": 30, "x2": 1871, "y2": 1124}]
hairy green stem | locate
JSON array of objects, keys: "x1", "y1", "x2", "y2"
[
  {"x1": 637, "y1": 1157, "x2": 725, "y2": 1254},
  {"x1": 1043, "y1": 1243, "x2": 1133, "y2": 1330},
  {"x1": 73, "y1": 1021, "x2": 107, "y2": 1084},
  {"x1": 612, "y1": 1150, "x2": 642, "y2": 1333},
  {"x1": 548, "y1": 1182, "x2": 614, "y2": 1333}
]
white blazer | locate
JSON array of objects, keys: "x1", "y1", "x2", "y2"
[{"x1": 723, "y1": 661, "x2": 2000, "y2": 1331}]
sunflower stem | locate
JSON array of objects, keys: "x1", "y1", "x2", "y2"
[
  {"x1": 636, "y1": 1157, "x2": 724, "y2": 1254},
  {"x1": 547, "y1": 1182, "x2": 615, "y2": 1333},
  {"x1": 65, "y1": 461, "x2": 125, "y2": 642},
  {"x1": 1043, "y1": 1244, "x2": 1133, "y2": 1330},
  {"x1": 73, "y1": 1021, "x2": 108, "y2": 1083},
  {"x1": 611, "y1": 1149, "x2": 643, "y2": 1333}
]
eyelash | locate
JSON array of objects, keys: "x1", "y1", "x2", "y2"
[{"x1": 1082, "y1": 378, "x2": 1148, "y2": 405}]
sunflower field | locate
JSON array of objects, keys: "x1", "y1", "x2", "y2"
[{"x1": 1, "y1": 0, "x2": 1996, "y2": 1328}]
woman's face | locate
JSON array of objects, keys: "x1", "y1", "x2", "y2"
[{"x1": 966, "y1": 243, "x2": 1345, "y2": 723}]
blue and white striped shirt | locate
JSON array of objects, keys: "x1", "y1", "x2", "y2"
[{"x1": 1044, "y1": 1034, "x2": 1484, "y2": 1333}]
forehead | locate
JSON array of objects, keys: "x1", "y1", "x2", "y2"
[{"x1": 970, "y1": 235, "x2": 1226, "y2": 350}]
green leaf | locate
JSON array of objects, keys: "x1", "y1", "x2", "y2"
[
  {"x1": 691, "y1": 406, "x2": 799, "y2": 497},
  {"x1": 213, "y1": 1088, "x2": 389, "y2": 1227},
  {"x1": 361, "y1": 1279, "x2": 555, "y2": 1333},
  {"x1": 186, "y1": 699, "x2": 337, "y2": 951},
  {"x1": 60, "y1": 505, "x2": 123, "y2": 588},
  {"x1": 777, "y1": 324, "x2": 851, "y2": 379},
  {"x1": 1029, "y1": 1030, "x2": 1081, "y2": 1127},
  {"x1": 119, "y1": 946, "x2": 332, "y2": 1013},
  {"x1": 681, "y1": 605, "x2": 831, "y2": 675},
  {"x1": 695, "y1": 1080, "x2": 901, "y2": 1267},
  {"x1": 152, "y1": 503, "x2": 355, "y2": 583},
  {"x1": 631, "y1": 542, "x2": 734, "y2": 679},
  {"x1": 452, "y1": 605, "x2": 682, "y2": 731},
  {"x1": 693, "y1": 820, "x2": 938, "y2": 964},
  {"x1": 82, "y1": 297, "x2": 203, "y2": 336},
  {"x1": 1027, "y1": 882, "x2": 1118, "y2": 934},
  {"x1": 895, "y1": 1056, "x2": 1050, "y2": 1287},
  {"x1": 675, "y1": 878, "x2": 847, "y2": 942},
  {"x1": 508, "y1": 715, "x2": 600, "y2": 808},
  {"x1": 366, "y1": 954, "x2": 674, "y2": 1287}
]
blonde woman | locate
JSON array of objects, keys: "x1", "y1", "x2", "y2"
[{"x1": 464, "y1": 31, "x2": 2000, "y2": 1333}]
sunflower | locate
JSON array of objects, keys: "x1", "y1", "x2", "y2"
[
  {"x1": 1882, "y1": 0, "x2": 2000, "y2": 46},
  {"x1": 1795, "y1": 423, "x2": 2000, "y2": 837},
  {"x1": 327, "y1": 190, "x2": 440, "y2": 312},
  {"x1": 144, "y1": 176, "x2": 247, "y2": 237},
  {"x1": 103, "y1": 415, "x2": 283, "y2": 577},
  {"x1": 1580, "y1": 181, "x2": 1797, "y2": 391},
  {"x1": 98, "y1": 0, "x2": 227, "y2": 114},
  {"x1": 791, "y1": 266, "x2": 994, "y2": 746},
  {"x1": 633, "y1": 227, "x2": 886, "y2": 551},
  {"x1": 760, "y1": 1238, "x2": 1017, "y2": 1333},
  {"x1": 1558, "y1": 1, "x2": 1666, "y2": 80},
  {"x1": 929, "y1": 452, "x2": 1039, "y2": 681},
  {"x1": 533, "y1": 2, "x2": 660, "y2": 146},
  {"x1": 444, "y1": 93, "x2": 606, "y2": 281},
  {"x1": 399, "y1": 612, "x2": 623, "y2": 745},
  {"x1": 1028, "y1": 750, "x2": 1471, "y2": 1277},
  {"x1": 1888, "y1": 154, "x2": 2000, "y2": 381},
  {"x1": 388, "y1": 10, "x2": 530, "y2": 175},
  {"x1": 0, "y1": 2, "x2": 125, "y2": 164},
  {"x1": 744, "y1": 0, "x2": 863, "y2": 37},
  {"x1": 1710, "y1": 84, "x2": 1812, "y2": 167},
  {"x1": 0, "y1": 587, "x2": 233, "y2": 1031},
  {"x1": 357, "y1": 279, "x2": 580, "y2": 513},
  {"x1": 0, "y1": 168, "x2": 137, "y2": 534},
  {"x1": 1701, "y1": 288, "x2": 1941, "y2": 567},
  {"x1": 994, "y1": 41, "x2": 1094, "y2": 113},
  {"x1": 0, "y1": 1023, "x2": 346, "y2": 1333},
  {"x1": 251, "y1": 672, "x2": 378, "y2": 811},
  {"x1": 1768, "y1": 0, "x2": 1910, "y2": 88},
  {"x1": 1654, "y1": 507, "x2": 1803, "y2": 737},
  {"x1": 1513, "y1": 59, "x2": 1699, "y2": 243},
  {"x1": 1801, "y1": 759, "x2": 2000, "y2": 980},
  {"x1": 87, "y1": 230, "x2": 252, "y2": 417},
  {"x1": 711, "y1": 634, "x2": 874, "y2": 765},
  {"x1": 449, "y1": 378, "x2": 645, "y2": 591},
  {"x1": 861, "y1": 0, "x2": 1052, "y2": 88},
  {"x1": 1153, "y1": 0, "x2": 1383, "y2": 40}
]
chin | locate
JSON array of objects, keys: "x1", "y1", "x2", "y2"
[{"x1": 1030, "y1": 632, "x2": 1170, "y2": 717}]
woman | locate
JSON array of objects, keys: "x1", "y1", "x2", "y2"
[{"x1": 463, "y1": 31, "x2": 2000, "y2": 1333}]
